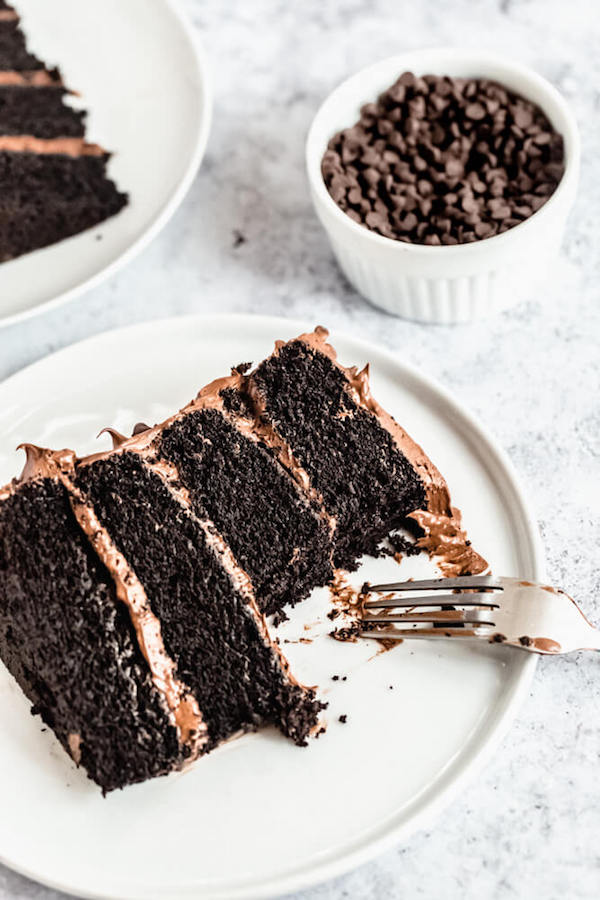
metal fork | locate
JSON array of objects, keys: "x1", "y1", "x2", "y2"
[{"x1": 360, "y1": 575, "x2": 600, "y2": 654}]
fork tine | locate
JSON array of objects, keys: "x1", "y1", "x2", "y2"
[
  {"x1": 359, "y1": 626, "x2": 492, "y2": 641},
  {"x1": 363, "y1": 608, "x2": 496, "y2": 625},
  {"x1": 368, "y1": 575, "x2": 503, "y2": 593},
  {"x1": 363, "y1": 591, "x2": 500, "y2": 609}
]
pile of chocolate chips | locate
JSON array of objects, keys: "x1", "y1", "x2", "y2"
[{"x1": 321, "y1": 72, "x2": 565, "y2": 245}]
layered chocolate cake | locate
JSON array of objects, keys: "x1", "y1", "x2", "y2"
[
  {"x1": 0, "y1": 3, "x2": 126, "y2": 261},
  {"x1": 0, "y1": 328, "x2": 484, "y2": 792}
]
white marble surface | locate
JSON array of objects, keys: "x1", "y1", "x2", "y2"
[{"x1": 1, "y1": 0, "x2": 599, "y2": 897}]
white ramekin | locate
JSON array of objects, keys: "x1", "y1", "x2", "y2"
[{"x1": 306, "y1": 48, "x2": 580, "y2": 324}]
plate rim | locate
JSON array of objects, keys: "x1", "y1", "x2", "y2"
[
  {"x1": 0, "y1": 0, "x2": 213, "y2": 331},
  {"x1": 0, "y1": 312, "x2": 545, "y2": 899}
]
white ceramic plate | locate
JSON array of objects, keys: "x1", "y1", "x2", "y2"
[
  {"x1": 0, "y1": 314, "x2": 544, "y2": 899},
  {"x1": 0, "y1": 0, "x2": 211, "y2": 328}
]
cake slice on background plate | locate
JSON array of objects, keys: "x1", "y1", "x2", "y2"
[
  {"x1": 0, "y1": 1, "x2": 127, "y2": 261},
  {"x1": 0, "y1": 327, "x2": 484, "y2": 791}
]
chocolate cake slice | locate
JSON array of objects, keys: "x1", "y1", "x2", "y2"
[
  {"x1": 0, "y1": 325, "x2": 485, "y2": 792},
  {"x1": 0, "y1": 2, "x2": 127, "y2": 261},
  {"x1": 248, "y1": 327, "x2": 486, "y2": 576}
]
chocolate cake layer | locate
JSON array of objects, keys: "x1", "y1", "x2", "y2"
[
  {"x1": 0, "y1": 23, "x2": 43, "y2": 70},
  {"x1": 157, "y1": 402, "x2": 333, "y2": 616},
  {"x1": 0, "y1": 152, "x2": 127, "y2": 261},
  {"x1": 0, "y1": 85, "x2": 85, "y2": 137},
  {"x1": 75, "y1": 452, "x2": 322, "y2": 748},
  {"x1": 0, "y1": 477, "x2": 183, "y2": 793}
]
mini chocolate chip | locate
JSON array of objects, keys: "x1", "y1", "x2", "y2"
[
  {"x1": 465, "y1": 101, "x2": 486, "y2": 120},
  {"x1": 400, "y1": 212, "x2": 418, "y2": 232},
  {"x1": 513, "y1": 105, "x2": 533, "y2": 128},
  {"x1": 398, "y1": 71, "x2": 416, "y2": 87},
  {"x1": 475, "y1": 221, "x2": 495, "y2": 238},
  {"x1": 377, "y1": 119, "x2": 394, "y2": 137},
  {"x1": 489, "y1": 204, "x2": 511, "y2": 220},
  {"x1": 345, "y1": 209, "x2": 362, "y2": 224},
  {"x1": 461, "y1": 195, "x2": 479, "y2": 214},
  {"x1": 365, "y1": 211, "x2": 388, "y2": 230}
]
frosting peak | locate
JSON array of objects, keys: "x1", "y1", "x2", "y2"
[{"x1": 18, "y1": 443, "x2": 76, "y2": 482}]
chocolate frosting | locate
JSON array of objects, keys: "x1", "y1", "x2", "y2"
[
  {"x1": 97, "y1": 427, "x2": 128, "y2": 449},
  {"x1": 0, "y1": 69, "x2": 62, "y2": 86},
  {"x1": 0, "y1": 136, "x2": 105, "y2": 157},
  {"x1": 67, "y1": 732, "x2": 82, "y2": 765}
]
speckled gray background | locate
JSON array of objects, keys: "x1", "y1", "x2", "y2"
[{"x1": 1, "y1": 0, "x2": 599, "y2": 897}]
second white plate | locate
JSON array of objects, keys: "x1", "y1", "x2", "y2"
[
  {"x1": 0, "y1": 0, "x2": 211, "y2": 328},
  {"x1": 0, "y1": 314, "x2": 544, "y2": 899}
]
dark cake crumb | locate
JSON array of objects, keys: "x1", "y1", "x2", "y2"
[
  {"x1": 330, "y1": 623, "x2": 362, "y2": 642},
  {"x1": 339, "y1": 715, "x2": 347, "y2": 724},
  {"x1": 387, "y1": 531, "x2": 421, "y2": 558},
  {"x1": 271, "y1": 608, "x2": 289, "y2": 627}
]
